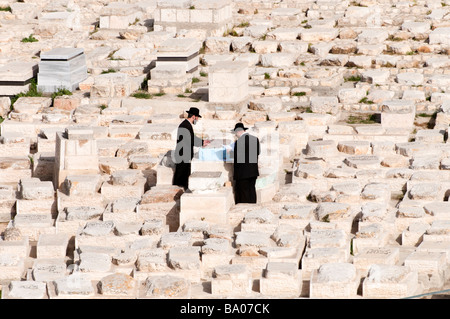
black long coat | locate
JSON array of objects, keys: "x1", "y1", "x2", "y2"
[
  {"x1": 233, "y1": 132, "x2": 260, "y2": 181},
  {"x1": 172, "y1": 119, "x2": 204, "y2": 188}
]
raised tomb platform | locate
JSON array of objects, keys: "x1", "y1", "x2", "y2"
[
  {"x1": 208, "y1": 61, "x2": 249, "y2": 105},
  {"x1": 37, "y1": 48, "x2": 88, "y2": 94},
  {"x1": 0, "y1": 62, "x2": 38, "y2": 96},
  {"x1": 197, "y1": 138, "x2": 233, "y2": 162},
  {"x1": 156, "y1": 38, "x2": 201, "y2": 74},
  {"x1": 99, "y1": 2, "x2": 144, "y2": 29},
  {"x1": 153, "y1": 0, "x2": 233, "y2": 37}
]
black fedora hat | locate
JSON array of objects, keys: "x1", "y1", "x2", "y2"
[
  {"x1": 186, "y1": 107, "x2": 202, "y2": 118},
  {"x1": 232, "y1": 122, "x2": 248, "y2": 132}
]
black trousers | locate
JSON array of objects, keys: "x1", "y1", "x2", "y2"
[
  {"x1": 173, "y1": 162, "x2": 191, "y2": 190},
  {"x1": 234, "y1": 177, "x2": 257, "y2": 204}
]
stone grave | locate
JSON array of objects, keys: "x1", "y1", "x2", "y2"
[
  {"x1": 208, "y1": 61, "x2": 249, "y2": 104},
  {"x1": 0, "y1": 62, "x2": 38, "y2": 96},
  {"x1": 37, "y1": 48, "x2": 88, "y2": 93}
]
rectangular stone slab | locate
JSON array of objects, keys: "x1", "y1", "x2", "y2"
[
  {"x1": 0, "y1": 62, "x2": 38, "y2": 82},
  {"x1": 40, "y1": 48, "x2": 85, "y2": 61},
  {"x1": 208, "y1": 61, "x2": 249, "y2": 104},
  {"x1": 37, "y1": 48, "x2": 88, "y2": 93},
  {"x1": 156, "y1": 38, "x2": 200, "y2": 73},
  {"x1": 0, "y1": 61, "x2": 38, "y2": 95},
  {"x1": 179, "y1": 187, "x2": 233, "y2": 226}
]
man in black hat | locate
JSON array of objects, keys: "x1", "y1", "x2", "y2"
[
  {"x1": 172, "y1": 107, "x2": 210, "y2": 190},
  {"x1": 231, "y1": 122, "x2": 260, "y2": 204}
]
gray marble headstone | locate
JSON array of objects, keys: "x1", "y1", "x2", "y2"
[{"x1": 37, "y1": 48, "x2": 88, "y2": 93}]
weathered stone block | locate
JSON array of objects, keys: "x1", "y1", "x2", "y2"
[
  {"x1": 310, "y1": 263, "x2": 360, "y2": 298},
  {"x1": 363, "y1": 264, "x2": 420, "y2": 299},
  {"x1": 37, "y1": 233, "x2": 69, "y2": 259}
]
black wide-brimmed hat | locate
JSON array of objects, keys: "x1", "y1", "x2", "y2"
[
  {"x1": 232, "y1": 122, "x2": 248, "y2": 132},
  {"x1": 186, "y1": 107, "x2": 202, "y2": 118}
]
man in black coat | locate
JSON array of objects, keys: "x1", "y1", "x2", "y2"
[
  {"x1": 172, "y1": 107, "x2": 210, "y2": 190},
  {"x1": 232, "y1": 122, "x2": 260, "y2": 204}
]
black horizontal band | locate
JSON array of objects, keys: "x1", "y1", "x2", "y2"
[
  {"x1": 40, "y1": 52, "x2": 84, "y2": 62},
  {"x1": 157, "y1": 51, "x2": 198, "y2": 62}
]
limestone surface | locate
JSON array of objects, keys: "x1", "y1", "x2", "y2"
[{"x1": 1, "y1": 0, "x2": 450, "y2": 301}]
